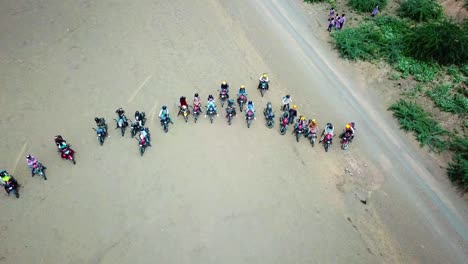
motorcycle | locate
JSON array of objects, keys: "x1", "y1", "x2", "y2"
[
  {"x1": 3, "y1": 178, "x2": 19, "y2": 199},
  {"x1": 341, "y1": 132, "x2": 352, "y2": 150},
  {"x1": 219, "y1": 90, "x2": 228, "y2": 107},
  {"x1": 294, "y1": 124, "x2": 304, "y2": 142},
  {"x1": 114, "y1": 116, "x2": 128, "y2": 136},
  {"x1": 323, "y1": 133, "x2": 333, "y2": 152},
  {"x1": 307, "y1": 129, "x2": 318, "y2": 147},
  {"x1": 207, "y1": 107, "x2": 216, "y2": 124},
  {"x1": 32, "y1": 162, "x2": 47, "y2": 180},
  {"x1": 246, "y1": 109, "x2": 255, "y2": 128},
  {"x1": 264, "y1": 109, "x2": 275, "y2": 129},
  {"x1": 193, "y1": 104, "x2": 200, "y2": 123},
  {"x1": 180, "y1": 107, "x2": 190, "y2": 123},
  {"x1": 137, "y1": 137, "x2": 149, "y2": 156},
  {"x1": 237, "y1": 94, "x2": 247, "y2": 112},
  {"x1": 160, "y1": 117, "x2": 169, "y2": 133},
  {"x1": 279, "y1": 116, "x2": 289, "y2": 135},
  {"x1": 93, "y1": 126, "x2": 107, "y2": 146},
  {"x1": 258, "y1": 81, "x2": 268, "y2": 97},
  {"x1": 59, "y1": 146, "x2": 76, "y2": 164},
  {"x1": 226, "y1": 107, "x2": 235, "y2": 125}
]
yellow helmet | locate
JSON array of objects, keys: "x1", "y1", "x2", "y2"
[
  {"x1": 345, "y1": 124, "x2": 351, "y2": 129},
  {"x1": 300, "y1": 116, "x2": 305, "y2": 121},
  {"x1": 292, "y1": 105, "x2": 297, "y2": 110},
  {"x1": 240, "y1": 85, "x2": 245, "y2": 88},
  {"x1": 222, "y1": 81, "x2": 227, "y2": 85},
  {"x1": 263, "y1": 73, "x2": 267, "y2": 78},
  {"x1": 312, "y1": 119, "x2": 316, "y2": 124}
]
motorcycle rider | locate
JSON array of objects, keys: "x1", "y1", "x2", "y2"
[
  {"x1": 258, "y1": 73, "x2": 270, "y2": 89},
  {"x1": 282, "y1": 95, "x2": 292, "y2": 111},
  {"x1": 226, "y1": 99, "x2": 236, "y2": 117},
  {"x1": 134, "y1": 111, "x2": 146, "y2": 126},
  {"x1": 159, "y1": 106, "x2": 174, "y2": 124},
  {"x1": 115, "y1": 107, "x2": 128, "y2": 128},
  {"x1": 294, "y1": 116, "x2": 307, "y2": 133},
  {"x1": 26, "y1": 154, "x2": 45, "y2": 177},
  {"x1": 193, "y1": 93, "x2": 202, "y2": 110},
  {"x1": 54, "y1": 135, "x2": 66, "y2": 147},
  {"x1": 288, "y1": 105, "x2": 298, "y2": 124},
  {"x1": 178, "y1": 96, "x2": 189, "y2": 116},
  {"x1": 307, "y1": 119, "x2": 319, "y2": 136},
  {"x1": 340, "y1": 122, "x2": 356, "y2": 142},
  {"x1": 319, "y1": 123, "x2": 335, "y2": 143},
  {"x1": 206, "y1": 94, "x2": 218, "y2": 116},
  {"x1": 246, "y1": 101, "x2": 256, "y2": 119},
  {"x1": 220, "y1": 81, "x2": 230, "y2": 98},
  {"x1": 264, "y1": 102, "x2": 275, "y2": 120},
  {"x1": 94, "y1": 117, "x2": 108, "y2": 134},
  {"x1": 238, "y1": 85, "x2": 247, "y2": 97},
  {"x1": 0, "y1": 171, "x2": 18, "y2": 195},
  {"x1": 139, "y1": 127, "x2": 151, "y2": 147}
]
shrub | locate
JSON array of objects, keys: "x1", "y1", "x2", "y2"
[
  {"x1": 398, "y1": 0, "x2": 443, "y2": 22},
  {"x1": 426, "y1": 84, "x2": 468, "y2": 114},
  {"x1": 348, "y1": 0, "x2": 387, "y2": 12},
  {"x1": 405, "y1": 19, "x2": 468, "y2": 65},
  {"x1": 388, "y1": 100, "x2": 448, "y2": 152},
  {"x1": 395, "y1": 56, "x2": 439, "y2": 82}
]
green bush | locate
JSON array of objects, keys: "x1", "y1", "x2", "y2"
[
  {"x1": 447, "y1": 136, "x2": 468, "y2": 188},
  {"x1": 426, "y1": 84, "x2": 468, "y2": 114},
  {"x1": 405, "y1": 19, "x2": 468, "y2": 65},
  {"x1": 398, "y1": 0, "x2": 443, "y2": 22},
  {"x1": 348, "y1": 0, "x2": 387, "y2": 12},
  {"x1": 395, "y1": 56, "x2": 439, "y2": 82},
  {"x1": 388, "y1": 100, "x2": 448, "y2": 152},
  {"x1": 332, "y1": 16, "x2": 409, "y2": 62}
]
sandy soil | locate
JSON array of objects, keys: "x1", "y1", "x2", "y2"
[{"x1": 0, "y1": 0, "x2": 467, "y2": 263}]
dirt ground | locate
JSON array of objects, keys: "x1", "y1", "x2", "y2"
[{"x1": 0, "y1": 0, "x2": 467, "y2": 263}]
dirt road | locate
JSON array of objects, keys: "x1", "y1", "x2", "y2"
[{"x1": 0, "y1": 0, "x2": 467, "y2": 263}]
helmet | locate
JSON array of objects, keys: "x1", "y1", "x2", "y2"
[
  {"x1": 263, "y1": 73, "x2": 267, "y2": 78},
  {"x1": 0, "y1": 170, "x2": 6, "y2": 176},
  {"x1": 139, "y1": 126, "x2": 145, "y2": 131},
  {"x1": 283, "y1": 112, "x2": 288, "y2": 117},
  {"x1": 345, "y1": 124, "x2": 351, "y2": 129},
  {"x1": 300, "y1": 116, "x2": 305, "y2": 121},
  {"x1": 209, "y1": 94, "x2": 213, "y2": 98},
  {"x1": 182, "y1": 105, "x2": 187, "y2": 109},
  {"x1": 26, "y1": 154, "x2": 31, "y2": 159},
  {"x1": 228, "y1": 99, "x2": 234, "y2": 104},
  {"x1": 195, "y1": 93, "x2": 199, "y2": 97},
  {"x1": 312, "y1": 119, "x2": 316, "y2": 124},
  {"x1": 135, "y1": 110, "x2": 140, "y2": 115},
  {"x1": 162, "y1": 106, "x2": 167, "y2": 110},
  {"x1": 222, "y1": 81, "x2": 227, "y2": 85},
  {"x1": 240, "y1": 85, "x2": 245, "y2": 89},
  {"x1": 181, "y1": 96, "x2": 186, "y2": 100},
  {"x1": 248, "y1": 100, "x2": 252, "y2": 104},
  {"x1": 267, "y1": 102, "x2": 272, "y2": 108},
  {"x1": 292, "y1": 105, "x2": 297, "y2": 110},
  {"x1": 286, "y1": 95, "x2": 290, "y2": 98},
  {"x1": 94, "y1": 117, "x2": 99, "y2": 122}
]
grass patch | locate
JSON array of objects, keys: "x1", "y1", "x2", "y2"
[
  {"x1": 426, "y1": 84, "x2": 468, "y2": 114},
  {"x1": 388, "y1": 100, "x2": 448, "y2": 152},
  {"x1": 395, "y1": 56, "x2": 439, "y2": 82},
  {"x1": 401, "y1": 83, "x2": 424, "y2": 98},
  {"x1": 448, "y1": 136, "x2": 468, "y2": 188}
]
